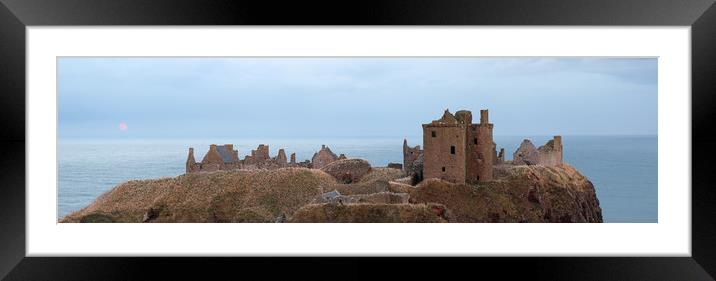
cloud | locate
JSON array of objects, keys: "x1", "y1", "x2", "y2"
[{"x1": 58, "y1": 57, "x2": 657, "y2": 138}]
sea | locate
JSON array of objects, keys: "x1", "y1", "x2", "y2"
[{"x1": 58, "y1": 135, "x2": 658, "y2": 222}]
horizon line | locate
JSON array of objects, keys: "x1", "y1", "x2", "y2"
[{"x1": 59, "y1": 134, "x2": 658, "y2": 140}]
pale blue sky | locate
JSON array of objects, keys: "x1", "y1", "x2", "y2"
[{"x1": 58, "y1": 57, "x2": 657, "y2": 138}]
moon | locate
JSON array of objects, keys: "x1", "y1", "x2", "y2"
[{"x1": 118, "y1": 122, "x2": 128, "y2": 131}]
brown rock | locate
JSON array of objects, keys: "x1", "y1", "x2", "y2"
[
  {"x1": 409, "y1": 164, "x2": 602, "y2": 223},
  {"x1": 288, "y1": 203, "x2": 454, "y2": 223}
]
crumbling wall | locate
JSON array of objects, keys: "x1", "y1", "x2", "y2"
[
  {"x1": 497, "y1": 148, "x2": 505, "y2": 164},
  {"x1": 465, "y1": 109, "x2": 494, "y2": 183},
  {"x1": 275, "y1": 149, "x2": 288, "y2": 167},
  {"x1": 537, "y1": 136, "x2": 563, "y2": 166},
  {"x1": 186, "y1": 147, "x2": 199, "y2": 173},
  {"x1": 513, "y1": 140, "x2": 540, "y2": 165},
  {"x1": 187, "y1": 143, "x2": 308, "y2": 173},
  {"x1": 513, "y1": 136, "x2": 563, "y2": 167},
  {"x1": 311, "y1": 145, "x2": 339, "y2": 169},
  {"x1": 402, "y1": 139, "x2": 422, "y2": 176}
]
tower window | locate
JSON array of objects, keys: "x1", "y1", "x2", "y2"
[
  {"x1": 431, "y1": 131, "x2": 436, "y2": 137},
  {"x1": 451, "y1": 146, "x2": 456, "y2": 154},
  {"x1": 474, "y1": 138, "x2": 477, "y2": 145},
  {"x1": 442, "y1": 167, "x2": 446, "y2": 172}
]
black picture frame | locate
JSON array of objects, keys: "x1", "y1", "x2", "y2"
[{"x1": 1, "y1": 0, "x2": 715, "y2": 279}]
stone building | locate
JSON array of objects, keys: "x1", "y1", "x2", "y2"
[
  {"x1": 402, "y1": 139, "x2": 422, "y2": 175},
  {"x1": 311, "y1": 145, "x2": 340, "y2": 169},
  {"x1": 186, "y1": 144, "x2": 240, "y2": 173},
  {"x1": 512, "y1": 136, "x2": 563, "y2": 167},
  {"x1": 243, "y1": 144, "x2": 270, "y2": 166},
  {"x1": 421, "y1": 109, "x2": 494, "y2": 184},
  {"x1": 513, "y1": 140, "x2": 540, "y2": 165},
  {"x1": 186, "y1": 143, "x2": 345, "y2": 173},
  {"x1": 537, "y1": 136, "x2": 563, "y2": 166}
]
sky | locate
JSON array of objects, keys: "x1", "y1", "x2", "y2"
[{"x1": 58, "y1": 57, "x2": 657, "y2": 138}]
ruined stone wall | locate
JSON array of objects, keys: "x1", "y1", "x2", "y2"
[
  {"x1": 465, "y1": 125, "x2": 481, "y2": 183},
  {"x1": 224, "y1": 144, "x2": 240, "y2": 162},
  {"x1": 492, "y1": 142, "x2": 498, "y2": 165},
  {"x1": 513, "y1": 140, "x2": 540, "y2": 165},
  {"x1": 537, "y1": 136, "x2": 563, "y2": 166},
  {"x1": 201, "y1": 144, "x2": 225, "y2": 165},
  {"x1": 245, "y1": 144, "x2": 270, "y2": 165},
  {"x1": 422, "y1": 123, "x2": 467, "y2": 184},
  {"x1": 475, "y1": 122, "x2": 494, "y2": 182},
  {"x1": 465, "y1": 123, "x2": 494, "y2": 183},
  {"x1": 402, "y1": 139, "x2": 422, "y2": 175},
  {"x1": 513, "y1": 136, "x2": 563, "y2": 167},
  {"x1": 276, "y1": 149, "x2": 288, "y2": 167},
  {"x1": 186, "y1": 148, "x2": 199, "y2": 173},
  {"x1": 311, "y1": 145, "x2": 339, "y2": 169}
]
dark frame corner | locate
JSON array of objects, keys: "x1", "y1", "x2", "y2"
[{"x1": 1, "y1": 0, "x2": 715, "y2": 279}]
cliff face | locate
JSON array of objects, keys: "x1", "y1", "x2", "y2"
[
  {"x1": 62, "y1": 163, "x2": 601, "y2": 223},
  {"x1": 410, "y1": 164, "x2": 602, "y2": 223}
]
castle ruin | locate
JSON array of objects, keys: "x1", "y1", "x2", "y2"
[
  {"x1": 402, "y1": 139, "x2": 422, "y2": 175},
  {"x1": 403, "y1": 109, "x2": 564, "y2": 184},
  {"x1": 311, "y1": 145, "x2": 346, "y2": 169},
  {"x1": 186, "y1": 144, "x2": 240, "y2": 173},
  {"x1": 186, "y1": 144, "x2": 343, "y2": 173},
  {"x1": 185, "y1": 108, "x2": 564, "y2": 181},
  {"x1": 513, "y1": 136, "x2": 563, "y2": 166},
  {"x1": 420, "y1": 109, "x2": 495, "y2": 184}
]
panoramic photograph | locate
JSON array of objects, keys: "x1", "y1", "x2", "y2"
[{"x1": 57, "y1": 57, "x2": 657, "y2": 223}]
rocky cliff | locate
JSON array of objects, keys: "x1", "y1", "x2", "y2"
[
  {"x1": 62, "y1": 164, "x2": 601, "y2": 223},
  {"x1": 409, "y1": 164, "x2": 602, "y2": 222}
]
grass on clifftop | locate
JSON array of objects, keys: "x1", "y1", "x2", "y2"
[
  {"x1": 325, "y1": 167, "x2": 406, "y2": 195},
  {"x1": 409, "y1": 164, "x2": 602, "y2": 223},
  {"x1": 289, "y1": 202, "x2": 452, "y2": 223},
  {"x1": 61, "y1": 168, "x2": 337, "y2": 223}
]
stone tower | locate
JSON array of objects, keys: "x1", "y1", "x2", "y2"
[
  {"x1": 186, "y1": 147, "x2": 197, "y2": 173},
  {"x1": 402, "y1": 139, "x2": 422, "y2": 174},
  {"x1": 422, "y1": 109, "x2": 494, "y2": 184}
]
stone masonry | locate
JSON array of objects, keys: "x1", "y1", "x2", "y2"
[
  {"x1": 403, "y1": 139, "x2": 422, "y2": 176},
  {"x1": 186, "y1": 144, "x2": 345, "y2": 173},
  {"x1": 513, "y1": 136, "x2": 563, "y2": 167},
  {"x1": 311, "y1": 145, "x2": 340, "y2": 169},
  {"x1": 421, "y1": 109, "x2": 494, "y2": 184}
]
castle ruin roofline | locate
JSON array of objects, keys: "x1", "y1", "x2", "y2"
[
  {"x1": 215, "y1": 145, "x2": 238, "y2": 164},
  {"x1": 423, "y1": 123, "x2": 468, "y2": 128},
  {"x1": 455, "y1": 110, "x2": 473, "y2": 124},
  {"x1": 428, "y1": 108, "x2": 459, "y2": 125}
]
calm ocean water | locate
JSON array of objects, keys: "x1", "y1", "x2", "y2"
[{"x1": 58, "y1": 135, "x2": 657, "y2": 222}]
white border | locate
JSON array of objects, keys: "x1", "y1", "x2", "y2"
[{"x1": 27, "y1": 27, "x2": 690, "y2": 256}]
